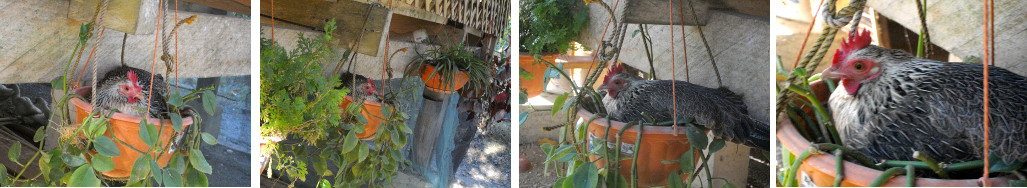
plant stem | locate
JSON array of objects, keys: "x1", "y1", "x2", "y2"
[
  {"x1": 905, "y1": 164, "x2": 915, "y2": 187},
  {"x1": 912, "y1": 151, "x2": 949, "y2": 179},
  {"x1": 834, "y1": 149, "x2": 844, "y2": 187},
  {"x1": 869, "y1": 167, "x2": 905, "y2": 187},
  {"x1": 630, "y1": 123, "x2": 642, "y2": 188},
  {"x1": 785, "y1": 147, "x2": 818, "y2": 187}
]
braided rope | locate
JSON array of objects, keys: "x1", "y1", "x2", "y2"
[
  {"x1": 775, "y1": 0, "x2": 865, "y2": 114},
  {"x1": 88, "y1": 0, "x2": 112, "y2": 108}
]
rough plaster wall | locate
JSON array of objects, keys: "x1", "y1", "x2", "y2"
[
  {"x1": 868, "y1": 0, "x2": 1027, "y2": 74},
  {"x1": 578, "y1": 8, "x2": 770, "y2": 122}
]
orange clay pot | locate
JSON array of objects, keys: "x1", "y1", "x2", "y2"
[
  {"x1": 69, "y1": 87, "x2": 191, "y2": 178},
  {"x1": 420, "y1": 64, "x2": 468, "y2": 94},
  {"x1": 339, "y1": 95, "x2": 391, "y2": 140},
  {"x1": 519, "y1": 53, "x2": 559, "y2": 98},
  {"x1": 579, "y1": 108, "x2": 697, "y2": 187},
  {"x1": 777, "y1": 80, "x2": 1013, "y2": 187}
]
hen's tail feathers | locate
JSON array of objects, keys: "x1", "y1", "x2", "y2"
[
  {"x1": 715, "y1": 87, "x2": 748, "y2": 114},
  {"x1": 736, "y1": 116, "x2": 769, "y2": 151}
]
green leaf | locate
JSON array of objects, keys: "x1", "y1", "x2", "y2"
[
  {"x1": 62, "y1": 153, "x2": 87, "y2": 167},
  {"x1": 552, "y1": 145, "x2": 575, "y2": 162},
  {"x1": 170, "y1": 113, "x2": 183, "y2": 132},
  {"x1": 8, "y1": 143, "x2": 20, "y2": 166},
  {"x1": 0, "y1": 163, "x2": 7, "y2": 183},
  {"x1": 709, "y1": 139, "x2": 726, "y2": 153},
  {"x1": 185, "y1": 168, "x2": 209, "y2": 187},
  {"x1": 203, "y1": 90, "x2": 218, "y2": 115},
  {"x1": 68, "y1": 165, "x2": 100, "y2": 187},
  {"x1": 164, "y1": 169, "x2": 183, "y2": 187},
  {"x1": 571, "y1": 162, "x2": 598, "y2": 188},
  {"x1": 722, "y1": 182, "x2": 739, "y2": 188},
  {"x1": 396, "y1": 123, "x2": 412, "y2": 134},
  {"x1": 519, "y1": 112, "x2": 529, "y2": 126},
  {"x1": 685, "y1": 126, "x2": 708, "y2": 150},
  {"x1": 150, "y1": 160, "x2": 164, "y2": 185},
  {"x1": 92, "y1": 136, "x2": 121, "y2": 157},
  {"x1": 519, "y1": 91, "x2": 528, "y2": 104},
  {"x1": 358, "y1": 144, "x2": 369, "y2": 162},
  {"x1": 313, "y1": 157, "x2": 328, "y2": 176},
  {"x1": 139, "y1": 121, "x2": 155, "y2": 147},
  {"x1": 680, "y1": 149, "x2": 695, "y2": 173},
  {"x1": 189, "y1": 150, "x2": 213, "y2": 174},
  {"x1": 341, "y1": 131, "x2": 358, "y2": 153},
  {"x1": 988, "y1": 152, "x2": 1023, "y2": 172},
  {"x1": 33, "y1": 126, "x2": 46, "y2": 142},
  {"x1": 52, "y1": 76, "x2": 67, "y2": 91},
  {"x1": 90, "y1": 155, "x2": 114, "y2": 172},
  {"x1": 667, "y1": 172, "x2": 685, "y2": 188},
  {"x1": 129, "y1": 155, "x2": 151, "y2": 183},
  {"x1": 1011, "y1": 180, "x2": 1027, "y2": 187},
  {"x1": 318, "y1": 179, "x2": 331, "y2": 188},
  {"x1": 168, "y1": 93, "x2": 184, "y2": 107},
  {"x1": 170, "y1": 155, "x2": 186, "y2": 175},
  {"x1": 201, "y1": 132, "x2": 218, "y2": 145},
  {"x1": 552, "y1": 93, "x2": 568, "y2": 116}
]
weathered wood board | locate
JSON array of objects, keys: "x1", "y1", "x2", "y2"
[
  {"x1": 868, "y1": 0, "x2": 1027, "y2": 75},
  {"x1": 623, "y1": 0, "x2": 709, "y2": 25},
  {"x1": 0, "y1": 0, "x2": 250, "y2": 84},
  {"x1": 69, "y1": 0, "x2": 158, "y2": 35},
  {"x1": 260, "y1": 0, "x2": 392, "y2": 56}
]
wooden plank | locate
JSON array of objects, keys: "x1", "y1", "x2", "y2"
[
  {"x1": 69, "y1": 0, "x2": 158, "y2": 35},
  {"x1": 0, "y1": 126, "x2": 41, "y2": 182},
  {"x1": 411, "y1": 97, "x2": 445, "y2": 166},
  {"x1": 0, "y1": 0, "x2": 251, "y2": 84},
  {"x1": 181, "y1": 0, "x2": 251, "y2": 15},
  {"x1": 260, "y1": 0, "x2": 391, "y2": 56}
]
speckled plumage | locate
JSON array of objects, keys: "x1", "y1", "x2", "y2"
[
  {"x1": 830, "y1": 45, "x2": 1027, "y2": 164},
  {"x1": 93, "y1": 66, "x2": 169, "y2": 118},
  {"x1": 604, "y1": 73, "x2": 769, "y2": 150}
]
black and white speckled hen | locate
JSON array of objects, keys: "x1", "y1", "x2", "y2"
[
  {"x1": 336, "y1": 72, "x2": 379, "y2": 103},
  {"x1": 599, "y1": 64, "x2": 769, "y2": 150},
  {"x1": 824, "y1": 29, "x2": 1027, "y2": 164},
  {"x1": 93, "y1": 66, "x2": 168, "y2": 118}
]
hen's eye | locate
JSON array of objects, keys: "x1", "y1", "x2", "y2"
[{"x1": 854, "y1": 62, "x2": 865, "y2": 70}]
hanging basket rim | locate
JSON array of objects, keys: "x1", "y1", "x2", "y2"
[{"x1": 576, "y1": 106, "x2": 689, "y2": 135}]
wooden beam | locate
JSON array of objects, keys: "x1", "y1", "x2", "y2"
[
  {"x1": 622, "y1": 0, "x2": 709, "y2": 25},
  {"x1": 181, "y1": 0, "x2": 251, "y2": 15},
  {"x1": 0, "y1": 0, "x2": 250, "y2": 84},
  {"x1": 69, "y1": 0, "x2": 159, "y2": 35},
  {"x1": 259, "y1": 0, "x2": 392, "y2": 56}
]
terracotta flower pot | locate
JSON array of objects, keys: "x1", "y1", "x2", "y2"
[
  {"x1": 420, "y1": 64, "x2": 468, "y2": 94},
  {"x1": 519, "y1": 53, "x2": 560, "y2": 98},
  {"x1": 339, "y1": 95, "x2": 391, "y2": 140},
  {"x1": 579, "y1": 108, "x2": 696, "y2": 187},
  {"x1": 69, "y1": 87, "x2": 192, "y2": 178},
  {"x1": 777, "y1": 81, "x2": 1013, "y2": 186}
]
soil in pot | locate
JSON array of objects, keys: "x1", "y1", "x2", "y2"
[
  {"x1": 69, "y1": 86, "x2": 192, "y2": 178},
  {"x1": 579, "y1": 108, "x2": 697, "y2": 187}
]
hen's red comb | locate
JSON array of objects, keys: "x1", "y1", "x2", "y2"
[
  {"x1": 603, "y1": 63, "x2": 624, "y2": 84},
  {"x1": 832, "y1": 29, "x2": 873, "y2": 66},
  {"x1": 127, "y1": 70, "x2": 139, "y2": 84},
  {"x1": 366, "y1": 78, "x2": 376, "y2": 90}
]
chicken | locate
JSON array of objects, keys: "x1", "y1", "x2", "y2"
[
  {"x1": 93, "y1": 66, "x2": 168, "y2": 119},
  {"x1": 824, "y1": 29, "x2": 1027, "y2": 164},
  {"x1": 336, "y1": 72, "x2": 379, "y2": 103},
  {"x1": 599, "y1": 64, "x2": 769, "y2": 150}
]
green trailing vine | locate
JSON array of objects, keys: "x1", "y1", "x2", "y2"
[
  {"x1": 260, "y1": 19, "x2": 411, "y2": 188},
  {"x1": 520, "y1": 0, "x2": 590, "y2": 55}
]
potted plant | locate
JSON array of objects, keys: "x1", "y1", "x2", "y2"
[
  {"x1": 519, "y1": 0, "x2": 589, "y2": 98},
  {"x1": 407, "y1": 45, "x2": 492, "y2": 95},
  {"x1": 777, "y1": 67, "x2": 1023, "y2": 187},
  {"x1": 261, "y1": 19, "x2": 411, "y2": 187}
]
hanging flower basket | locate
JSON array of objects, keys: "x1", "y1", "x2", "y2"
[
  {"x1": 519, "y1": 53, "x2": 559, "y2": 98},
  {"x1": 420, "y1": 64, "x2": 468, "y2": 94},
  {"x1": 69, "y1": 86, "x2": 191, "y2": 178},
  {"x1": 339, "y1": 95, "x2": 391, "y2": 140},
  {"x1": 778, "y1": 81, "x2": 1014, "y2": 186},
  {"x1": 579, "y1": 108, "x2": 697, "y2": 187}
]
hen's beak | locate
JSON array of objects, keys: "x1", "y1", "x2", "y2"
[
  {"x1": 822, "y1": 68, "x2": 843, "y2": 80},
  {"x1": 597, "y1": 84, "x2": 609, "y2": 91},
  {"x1": 133, "y1": 93, "x2": 146, "y2": 102}
]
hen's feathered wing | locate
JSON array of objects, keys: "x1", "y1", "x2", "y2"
[
  {"x1": 831, "y1": 59, "x2": 1027, "y2": 164},
  {"x1": 610, "y1": 80, "x2": 769, "y2": 150},
  {"x1": 94, "y1": 66, "x2": 169, "y2": 118}
]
